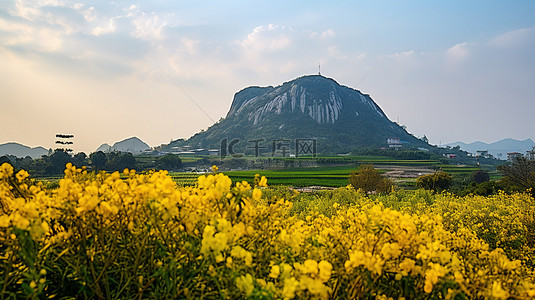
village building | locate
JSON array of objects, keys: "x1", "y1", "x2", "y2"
[{"x1": 507, "y1": 152, "x2": 523, "y2": 162}]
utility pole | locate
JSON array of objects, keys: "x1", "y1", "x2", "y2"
[
  {"x1": 55, "y1": 134, "x2": 74, "y2": 153},
  {"x1": 318, "y1": 62, "x2": 321, "y2": 76}
]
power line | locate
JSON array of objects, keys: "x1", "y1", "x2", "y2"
[
  {"x1": 162, "y1": 67, "x2": 216, "y2": 124},
  {"x1": 354, "y1": 67, "x2": 373, "y2": 88}
]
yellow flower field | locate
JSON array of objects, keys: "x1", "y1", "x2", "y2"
[{"x1": 1, "y1": 162, "x2": 534, "y2": 299}]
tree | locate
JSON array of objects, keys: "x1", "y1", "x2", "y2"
[
  {"x1": 349, "y1": 164, "x2": 394, "y2": 194},
  {"x1": 90, "y1": 151, "x2": 107, "y2": 171},
  {"x1": 106, "y1": 152, "x2": 136, "y2": 171},
  {"x1": 471, "y1": 170, "x2": 490, "y2": 184},
  {"x1": 497, "y1": 157, "x2": 535, "y2": 195},
  {"x1": 49, "y1": 149, "x2": 72, "y2": 175},
  {"x1": 117, "y1": 153, "x2": 137, "y2": 171},
  {"x1": 156, "y1": 154, "x2": 182, "y2": 171},
  {"x1": 416, "y1": 171, "x2": 452, "y2": 192},
  {"x1": 0, "y1": 155, "x2": 11, "y2": 165},
  {"x1": 73, "y1": 152, "x2": 88, "y2": 167}
]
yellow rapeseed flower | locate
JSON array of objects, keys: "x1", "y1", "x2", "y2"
[
  {"x1": 252, "y1": 188, "x2": 262, "y2": 201},
  {"x1": 259, "y1": 176, "x2": 268, "y2": 187},
  {"x1": 318, "y1": 261, "x2": 332, "y2": 283},
  {"x1": 236, "y1": 273, "x2": 254, "y2": 296},
  {"x1": 490, "y1": 281, "x2": 509, "y2": 299},
  {"x1": 269, "y1": 265, "x2": 280, "y2": 279},
  {"x1": 16, "y1": 170, "x2": 29, "y2": 182}
]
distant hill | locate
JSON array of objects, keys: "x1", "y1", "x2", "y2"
[
  {"x1": 96, "y1": 143, "x2": 112, "y2": 153},
  {"x1": 160, "y1": 75, "x2": 429, "y2": 154},
  {"x1": 0, "y1": 142, "x2": 49, "y2": 159},
  {"x1": 96, "y1": 137, "x2": 150, "y2": 154},
  {"x1": 444, "y1": 138, "x2": 535, "y2": 159}
]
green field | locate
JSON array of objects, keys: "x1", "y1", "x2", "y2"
[
  {"x1": 222, "y1": 165, "x2": 359, "y2": 187},
  {"x1": 36, "y1": 155, "x2": 493, "y2": 189},
  {"x1": 169, "y1": 156, "x2": 488, "y2": 188},
  {"x1": 169, "y1": 165, "x2": 358, "y2": 187}
]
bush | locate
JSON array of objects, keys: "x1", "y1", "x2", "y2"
[
  {"x1": 156, "y1": 153, "x2": 182, "y2": 171},
  {"x1": 349, "y1": 164, "x2": 394, "y2": 194},
  {"x1": 458, "y1": 180, "x2": 507, "y2": 196},
  {"x1": 416, "y1": 171, "x2": 452, "y2": 192},
  {"x1": 498, "y1": 157, "x2": 535, "y2": 196},
  {"x1": 471, "y1": 170, "x2": 490, "y2": 184}
]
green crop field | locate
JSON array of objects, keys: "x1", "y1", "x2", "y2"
[
  {"x1": 169, "y1": 166, "x2": 359, "y2": 187},
  {"x1": 166, "y1": 154, "x2": 493, "y2": 188},
  {"x1": 222, "y1": 157, "x2": 488, "y2": 188},
  {"x1": 34, "y1": 154, "x2": 490, "y2": 189}
]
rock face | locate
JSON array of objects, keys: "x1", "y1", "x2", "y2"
[
  {"x1": 228, "y1": 77, "x2": 385, "y2": 126},
  {"x1": 163, "y1": 75, "x2": 428, "y2": 154}
]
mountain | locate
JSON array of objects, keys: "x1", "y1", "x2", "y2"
[
  {"x1": 0, "y1": 142, "x2": 49, "y2": 159},
  {"x1": 96, "y1": 143, "x2": 112, "y2": 153},
  {"x1": 161, "y1": 75, "x2": 428, "y2": 155},
  {"x1": 444, "y1": 138, "x2": 535, "y2": 159},
  {"x1": 96, "y1": 137, "x2": 150, "y2": 154}
]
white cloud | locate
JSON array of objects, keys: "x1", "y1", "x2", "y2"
[
  {"x1": 0, "y1": 13, "x2": 66, "y2": 51},
  {"x1": 91, "y1": 16, "x2": 117, "y2": 36},
  {"x1": 75, "y1": 5, "x2": 96, "y2": 22},
  {"x1": 127, "y1": 5, "x2": 167, "y2": 40},
  {"x1": 180, "y1": 38, "x2": 199, "y2": 55},
  {"x1": 0, "y1": 0, "x2": 168, "y2": 80},
  {"x1": 320, "y1": 29, "x2": 335, "y2": 39},
  {"x1": 232, "y1": 24, "x2": 348, "y2": 79},
  {"x1": 490, "y1": 27, "x2": 535, "y2": 48},
  {"x1": 2, "y1": 1, "x2": 85, "y2": 51},
  {"x1": 385, "y1": 50, "x2": 415, "y2": 59},
  {"x1": 240, "y1": 24, "x2": 292, "y2": 53},
  {"x1": 446, "y1": 42, "x2": 471, "y2": 60},
  {"x1": 10, "y1": 0, "x2": 42, "y2": 20}
]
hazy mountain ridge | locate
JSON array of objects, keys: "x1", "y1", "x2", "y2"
[
  {"x1": 96, "y1": 143, "x2": 112, "y2": 152},
  {"x1": 96, "y1": 137, "x2": 150, "y2": 154},
  {"x1": 0, "y1": 142, "x2": 49, "y2": 159},
  {"x1": 445, "y1": 138, "x2": 535, "y2": 159}
]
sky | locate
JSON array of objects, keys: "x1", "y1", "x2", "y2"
[{"x1": 1, "y1": 0, "x2": 534, "y2": 153}]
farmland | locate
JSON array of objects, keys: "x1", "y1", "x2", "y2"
[
  {"x1": 33, "y1": 154, "x2": 497, "y2": 191},
  {"x1": 167, "y1": 155, "x2": 492, "y2": 189}
]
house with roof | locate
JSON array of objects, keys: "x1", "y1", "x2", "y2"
[{"x1": 507, "y1": 152, "x2": 523, "y2": 162}]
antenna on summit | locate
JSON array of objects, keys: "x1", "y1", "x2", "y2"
[{"x1": 318, "y1": 62, "x2": 321, "y2": 76}]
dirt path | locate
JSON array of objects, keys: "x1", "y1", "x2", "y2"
[{"x1": 380, "y1": 165, "x2": 435, "y2": 179}]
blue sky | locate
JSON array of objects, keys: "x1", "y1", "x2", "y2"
[{"x1": 1, "y1": 0, "x2": 534, "y2": 153}]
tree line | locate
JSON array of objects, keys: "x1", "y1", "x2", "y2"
[{"x1": 0, "y1": 150, "x2": 182, "y2": 177}]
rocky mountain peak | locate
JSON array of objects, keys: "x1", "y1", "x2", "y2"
[
  {"x1": 162, "y1": 74, "x2": 427, "y2": 153},
  {"x1": 227, "y1": 75, "x2": 385, "y2": 125}
]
